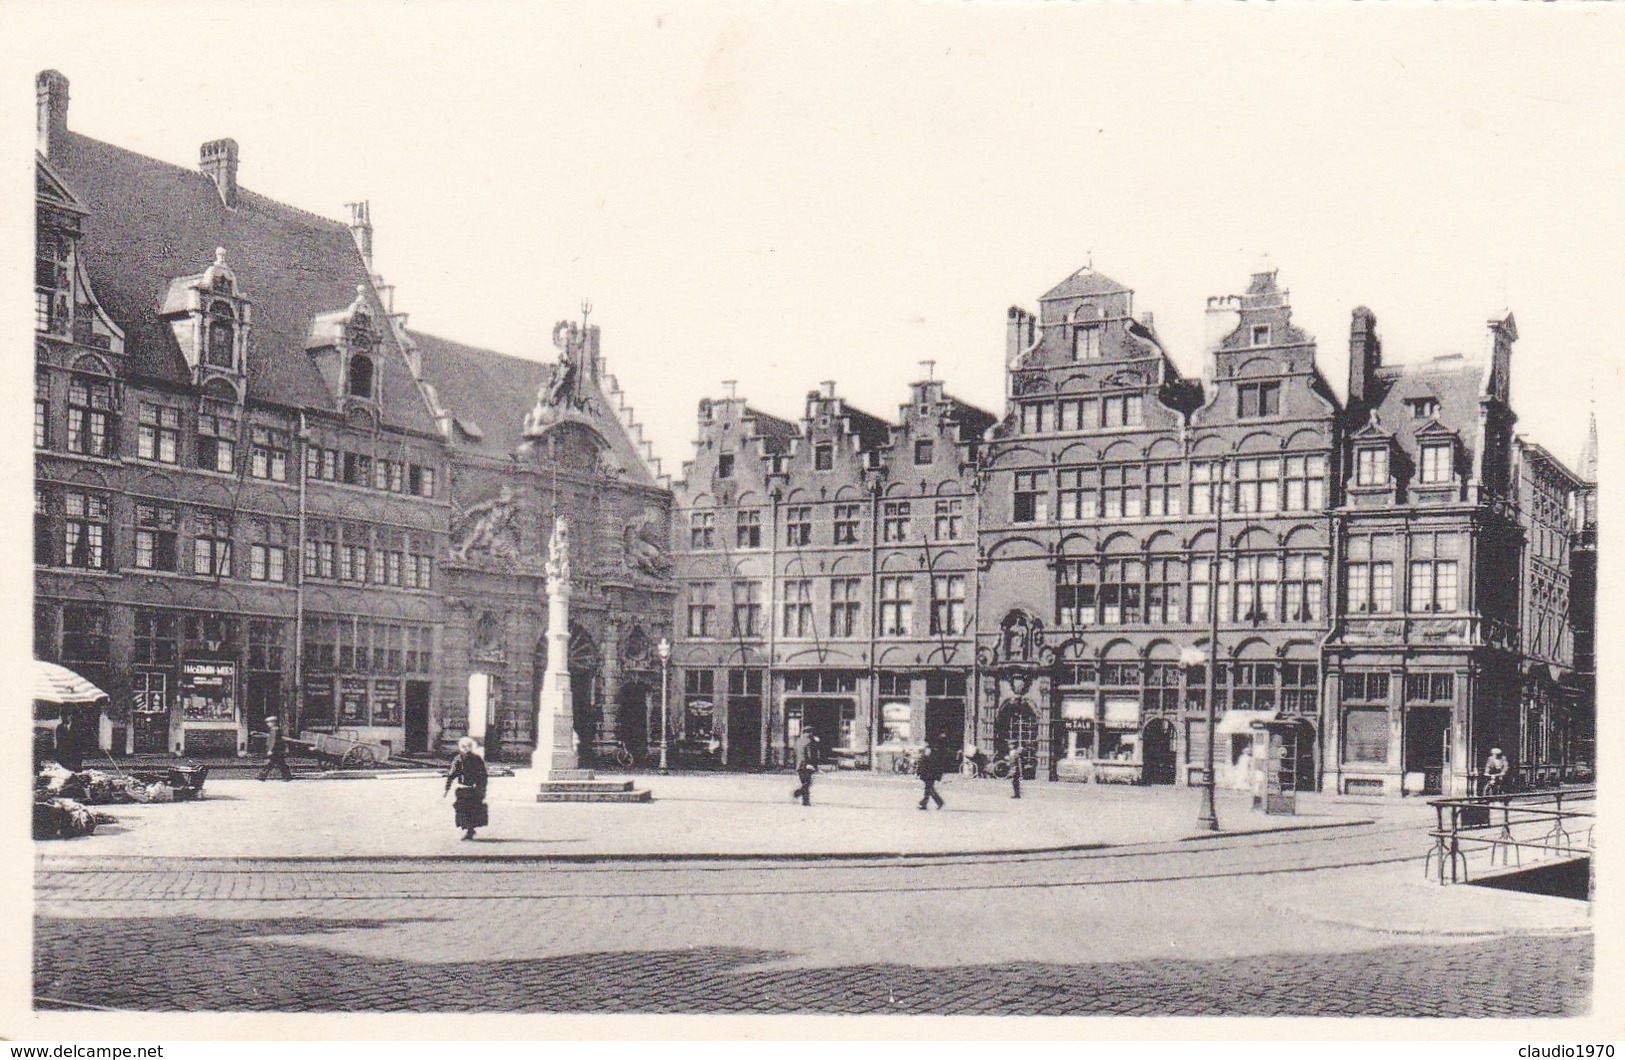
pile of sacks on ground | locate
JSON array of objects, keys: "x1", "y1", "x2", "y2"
[{"x1": 34, "y1": 763, "x2": 118, "y2": 840}]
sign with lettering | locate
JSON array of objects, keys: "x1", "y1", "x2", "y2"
[
  {"x1": 302, "y1": 675, "x2": 336, "y2": 728},
  {"x1": 339, "y1": 677, "x2": 369, "y2": 723},
  {"x1": 372, "y1": 679, "x2": 402, "y2": 724},
  {"x1": 180, "y1": 661, "x2": 236, "y2": 722}
]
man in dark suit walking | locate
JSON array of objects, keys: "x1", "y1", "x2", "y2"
[
  {"x1": 258, "y1": 717, "x2": 292, "y2": 782},
  {"x1": 917, "y1": 744, "x2": 946, "y2": 810},
  {"x1": 1008, "y1": 742, "x2": 1025, "y2": 799},
  {"x1": 790, "y1": 730, "x2": 818, "y2": 805}
]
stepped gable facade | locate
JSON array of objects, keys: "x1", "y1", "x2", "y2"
[
  {"x1": 32, "y1": 69, "x2": 672, "y2": 763},
  {"x1": 668, "y1": 379, "x2": 993, "y2": 769},
  {"x1": 978, "y1": 267, "x2": 1339, "y2": 786}
]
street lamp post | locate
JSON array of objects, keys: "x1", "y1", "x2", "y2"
[
  {"x1": 657, "y1": 637, "x2": 671, "y2": 775},
  {"x1": 1197, "y1": 457, "x2": 1226, "y2": 832}
]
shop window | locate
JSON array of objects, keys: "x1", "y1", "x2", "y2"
[
  {"x1": 1343, "y1": 708, "x2": 1389, "y2": 764},
  {"x1": 247, "y1": 619, "x2": 285, "y2": 672},
  {"x1": 1230, "y1": 662, "x2": 1277, "y2": 711}
]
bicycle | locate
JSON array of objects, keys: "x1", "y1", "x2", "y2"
[{"x1": 961, "y1": 751, "x2": 1012, "y2": 779}]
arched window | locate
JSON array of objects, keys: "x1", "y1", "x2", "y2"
[
  {"x1": 348, "y1": 354, "x2": 374, "y2": 399},
  {"x1": 206, "y1": 302, "x2": 235, "y2": 368}
]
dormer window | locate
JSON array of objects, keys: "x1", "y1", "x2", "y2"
[
  {"x1": 347, "y1": 353, "x2": 374, "y2": 399},
  {"x1": 1408, "y1": 397, "x2": 1439, "y2": 420},
  {"x1": 1356, "y1": 446, "x2": 1389, "y2": 486},
  {"x1": 1419, "y1": 442, "x2": 1452, "y2": 484},
  {"x1": 205, "y1": 301, "x2": 236, "y2": 368},
  {"x1": 1251, "y1": 324, "x2": 1271, "y2": 347}
]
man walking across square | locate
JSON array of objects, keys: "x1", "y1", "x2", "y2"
[
  {"x1": 917, "y1": 744, "x2": 946, "y2": 810},
  {"x1": 1008, "y1": 742, "x2": 1025, "y2": 799},
  {"x1": 790, "y1": 729, "x2": 818, "y2": 806},
  {"x1": 258, "y1": 717, "x2": 292, "y2": 782}
]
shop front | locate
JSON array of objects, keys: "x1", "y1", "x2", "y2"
[
  {"x1": 179, "y1": 660, "x2": 240, "y2": 757},
  {"x1": 782, "y1": 670, "x2": 864, "y2": 768}
]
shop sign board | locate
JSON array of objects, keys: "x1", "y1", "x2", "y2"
[
  {"x1": 302, "y1": 674, "x2": 336, "y2": 727},
  {"x1": 372, "y1": 679, "x2": 402, "y2": 725},
  {"x1": 339, "y1": 677, "x2": 370, "y2": 723},
  {"x1": 180, "y1": 661, "x2": 236, "y2": 722}
]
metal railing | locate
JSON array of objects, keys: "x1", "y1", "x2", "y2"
[{"x1": 1424, "y1": 787, "x2": 1595, "y2": 885}]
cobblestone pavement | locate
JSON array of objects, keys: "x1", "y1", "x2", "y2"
[{"x1": 35, "y1": 820, "x2": 1592, "y2": 1017}]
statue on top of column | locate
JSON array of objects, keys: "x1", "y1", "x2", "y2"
[{"x1": 546, "y1": 517, "x2": 571, "y2": 586}]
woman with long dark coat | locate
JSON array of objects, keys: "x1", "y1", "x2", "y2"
[{"x1": 444, "y1": 737, "x2": 489, "y2": 841}]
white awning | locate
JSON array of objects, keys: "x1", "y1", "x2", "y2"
[{"x1": 1216, "y1": 709, "x2": 1277, "y2": 735}]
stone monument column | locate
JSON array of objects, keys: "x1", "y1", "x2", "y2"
[{"x1": 533, "y1": 517, "x2": 578, "y2": 776}]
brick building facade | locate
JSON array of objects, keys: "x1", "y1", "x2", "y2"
[{"x1": 32, "y1": 70, "x2": 672, "y2": 765}]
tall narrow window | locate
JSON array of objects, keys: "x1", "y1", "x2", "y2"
[
  {"x1": 133, "y1": 503, "x2": 178, "y2": 572},
  {"x1": 930, "y1": 574, "x2": 966, "y2": 635},
  {"x1": 785, "y1": 505, "x2": 813, "y2": 546},
  {"x1": 63, "y1": 491, "x2": 110, "y2": 570},
  {"x1": 1419, "y1": 443, "x2": 1452, "y2": 485},
  {"x1": 882, "y1": 502, "x2": 911, "y2": 543},
  {"x1": 689, "y1": 510, "x2": 716, "y2": 549},
  {"x1": 1057, "y1": 468, "x2": 1095, "y2": 521},
  {"x1": 1013, "y1": 471, "x2": 1048, "y2": 523},
  {"x1": 814, "y1": 443, "x2": 834, "y2": 471},
  {"x1": 1283, "y1": 454, "x2": 1327, "y2": 511},
  {"x1": 193, "y1": 511, "x2": 233, "y2": 578},
  {"x1": 1356, "y1": 447, "x2": 1389, "y2": 486},
  {"x1": 1146, "y1": 463, "x2": 1182, "y2": 517},
  {"x1": 781, "y1": 579, "x2": 815, "y2": 638},
  {"x1": 197, "y1": 403, "x2": 237, "y2": 473},
  {"x1": 1347, "y1": 536, "x2": 1394, "y2": 613},
  {"x1": 67, "y1": 375, "x2": 114, "y2": 457},
  {"x1": 1237, "y1": 381, "x2": 1280, "y2": 419},
  {"x1": 687, "y1": 582, "x2": 717, "y2": 638},
  {"x1": 879, "y1": 577, "x2": 913, "y2": 637},
  {"x1": 1057, "y1": 560, "x2": 1098, "y2": 627},
  {"x1": 1073, "y1": 324, "x2": 1102, "y2": 360},
  {"x1": 933, "y1": 498, "x2": 963, "y2": 540},
  {"x1": 206, "y1": 302, "x2": 235, "y2": 368},
  {"x1": 829, "y1": 577, "x2": 862, "y2": 637},
  {"x1": 735, "y1": 509, "x2": 761, "y2": 549},
  {"x1": 348, "y1": 354, "x2": 374, "y2": 399},
  {"x1": 138, "y1": 404, "x2": 181, "y2": 464},
  {"x1": 1145, "y1": 558, "x2": 1185, "y2": 624},
  {"x1": 914, "y1": 439, "x2": 934, "y2": 465},
  {"x1": 833, "y1": 503, "x2": 861, "y2": 544},
  {"x1": 731, "y1": 581, "x2": 763, "y2": 638},
  {"x1": 35, "y1": 371, "x2": 49, "y2": 449}
]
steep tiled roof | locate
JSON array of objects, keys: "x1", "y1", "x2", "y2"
[
  {"x1": 942, "y1": 395, "x2": 997, "y2": 441},
  {"x1": 410, "y1": 330, "x2": 660, "y2": 488},
  {"x1": 744, "y1": 406, "x2": 798, "y2": 454},
  {"x1": 1041, "y1": 266, "x2": 1132, "y2": 302},
  {"x1": 49, "y1": 132, "x2": 438, "y2": 436},
  {"x1": 838, "y1": 403, "x2": 893, "y2": 451},
  {"x1": 1368, "y1": 356, "x2": 1484, "y2": 464}
]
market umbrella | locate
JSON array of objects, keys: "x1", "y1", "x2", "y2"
[{"x1": 34, "y1": 660, "x2": 108, "y2": 705}]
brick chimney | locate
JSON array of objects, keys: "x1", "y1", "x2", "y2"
[
  {"x1": 200, "y1": 138, "x2": 240, "y2": 207},
  {"x1": 37, "y1": 70, "x2": 69, "y2": 159},
  {"x1": 347, "y1": 201, "x2": 373, "y2": 268},
  {"x1": 1005, "y1": 306, "x2": 1035, "y2": 365},
  {"x1": 1347, "y1": 306, "x2": 1382, "y2": 410}
]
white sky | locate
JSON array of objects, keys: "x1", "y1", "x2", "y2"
[{"x1": 8, "y1": 2, "x2": 1623, "y2": 478}]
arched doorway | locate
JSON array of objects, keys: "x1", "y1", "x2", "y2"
[
  {"x1": 617, "y1": 680, "x2": 652, "y2": 762},
  {"x1": 1142, "y1": 717, "x2": 1177, "y2": 785},
  {"x1": 996, "y1": 700, "x2": 1039, "y2": 780}
]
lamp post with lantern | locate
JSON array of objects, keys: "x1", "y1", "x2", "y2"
[{"x1": 657, "y1": 637, "x2": 671, "y2": 775}]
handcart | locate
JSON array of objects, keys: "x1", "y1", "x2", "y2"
[{"x1": 294, "y1": 729, "x2": 386, "y2": 769}]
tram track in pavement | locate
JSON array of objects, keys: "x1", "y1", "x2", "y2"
[{"x1": 38, "y1": 818, "x2": 1431, "y2": 904}]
